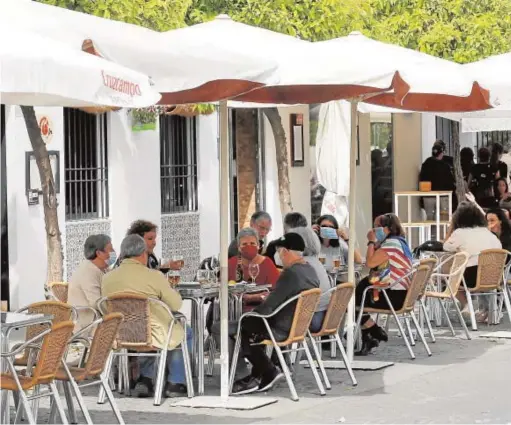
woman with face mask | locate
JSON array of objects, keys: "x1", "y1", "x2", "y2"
[
  {"x1": 227, "y1": 227, "x2": 280, "y2": 309},
  {"x1": 355, "y1": 213, "x2": 413, "y2": 355}
]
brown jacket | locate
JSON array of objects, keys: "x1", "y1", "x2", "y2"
[{"x1": 102, "y1": 259, "x2": 184, "y2": 349}]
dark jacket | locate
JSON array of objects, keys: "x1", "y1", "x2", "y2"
[
  {"x1": 254, "y1": 262, "x2": 319, "y2": 337},
  {"x1": 419, "y1": 157, "x2": 455, "y2": 191}
]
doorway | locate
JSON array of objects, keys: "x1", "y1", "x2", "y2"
[{"x1": 1, "y1": 104, "x2": 9, "y2": 309}]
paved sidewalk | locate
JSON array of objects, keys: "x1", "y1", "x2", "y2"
[{"x1": 10, "y1": 324, "x2": 511, "y2": 424}]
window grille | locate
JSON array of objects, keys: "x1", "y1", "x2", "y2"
[
  {"x1": 160, "y1": 115, "x2": 198, "y2": 213},
  {"x1": 476, "y1": 131, "x2": 511, "y2": 151},
  {"x1": 64, "y1": 108, "x2": 109, "y2": 221}
]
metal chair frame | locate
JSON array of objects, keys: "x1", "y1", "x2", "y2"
[
  {"x1": 229, "y1": 288, "x2": 323, "y2": 402},
  {"x1": 97, "y1": 294, "x2": 194, "y2": 406}
]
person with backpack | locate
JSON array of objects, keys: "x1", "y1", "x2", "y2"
[{"x1": 469, "y1": 147, "x2": 500, "y2": 209}]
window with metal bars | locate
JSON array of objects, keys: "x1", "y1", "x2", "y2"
[
  {"x1": 64, "y1": 108, "x2": 109, "y2": 221},
  {"x1": 476, "y1": 131, "x2": 511, "y2": 151},
  {"x1": 160, "y1": 115, "x2": 198, "y2": 214}
]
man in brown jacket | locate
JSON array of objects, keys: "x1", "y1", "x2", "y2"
[{"x1": 102, "y1": 234, "x2": 192, "y2": 398}]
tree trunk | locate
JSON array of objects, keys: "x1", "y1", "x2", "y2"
[
  {"x1": 21, "y1": 106, "x2": 64, "y2": 284},
  {"x1": 452, "y1": 120, "x2": 466, "y2": 204},
  {"x1": 263, "y1": 108, "x2": 293, "y2": 214}
]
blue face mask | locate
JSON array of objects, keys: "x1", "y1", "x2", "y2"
[
  {"x1": 374, "y1": 227, "x2": 387, "y2": 243},
  {"x1": 106, "y1": 251, "x2": 117, "y2": 267}
]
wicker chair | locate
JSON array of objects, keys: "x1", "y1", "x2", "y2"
[
  {"x1": 97, "y1": 292, "x2": 194, "y2": 406},
  {"x1": 307, "y1": 283, "x2": 357, "y2": 389},
  {"x1": 423, "y1": 252, "x2": 471, "y2": 340},
  {"x1": 1, "y1": 321, "x2": 75, "y2": 424},
  {"x1": 50, "y1": 313, "x2": 125, "y2": 425},
  {"x1": 229, "y1": 288, "x2": 323, "y2": 401},
  {"x1": 355, "y1": 265, "x2": 433, "y2": 360},
  {"x1": 47, "y1": 281, "x2": 69, "y2": 303},
  {"x1": 463, "y1": 249, "x2": 510, "y2": 330},
  {"x1": 13, "y1": 301, "x2": 75, "y2": 367}
]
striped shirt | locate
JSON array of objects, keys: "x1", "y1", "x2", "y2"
[{"x1": 379, "y1": 237, "x2": 413, "y2": 290}]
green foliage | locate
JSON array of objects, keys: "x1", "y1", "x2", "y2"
[{"x1": 38, "y1": 0, "x2": 192, "y2": 31}]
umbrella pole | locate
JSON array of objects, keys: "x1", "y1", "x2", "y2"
[
  {"x1": 346, "y1": 100, "x2": 358, "y2": 361},
  {"x1": 219, "y1": 100, "x2": 230, "y2": 399}
]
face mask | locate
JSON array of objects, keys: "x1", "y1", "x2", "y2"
[
  {"x1": 274, "y1": 250, "x2": 283, "y2": 267},
  {"x1": 320, "y1": 227, "x2": 339, "y2": 240},
  {"x1": 240, "y1": 245, "x2": 258, "y2": 261},
  {"x1": 106, "y1": 251, "x2": 117, "y2": 267},
  {"x1": 374, "y1": 227, "x2": 386, "y2": 243}
]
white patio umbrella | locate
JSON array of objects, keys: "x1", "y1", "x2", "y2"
[
  {"x1": 0, "y1": 27, "x2": 160, "y2": 107},
  {"x1": 438, "y1": 52, "x2": 511, "y2": 132}
]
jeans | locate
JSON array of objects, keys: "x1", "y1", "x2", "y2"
[
  {"x1": 139, "y1": 326, "x2": 193, "y2": 385},
  {"x1": 310, "y1": 310, "x2": 326, "y2": 333}
]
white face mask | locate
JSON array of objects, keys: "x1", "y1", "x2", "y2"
[{"x1": 274, "y1": 250, "x2": 283, "y2": 267}]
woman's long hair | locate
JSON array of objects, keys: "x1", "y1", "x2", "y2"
[
  {"x1": 486, "y1": 207, "x2": 511, "y2": 246},
  {"x1": 490, "y1": 143, "x2": 504, "y2": 167},
  {"x1": 376, "y1": 213, "x2": 405, "y2": 237},
  {"x1": 451, "y1": 201, "x2": 487, "y2": 230},
  {"x1": 460, "y1": 147, "x2": 474, "y2": 179},
  {"x1": 316, "y1": 214, "x2": 340, "y2": 248}
]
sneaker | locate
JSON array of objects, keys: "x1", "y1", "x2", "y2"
[
  {"x1": 368, "y1": 325, "x2": 388, "y2": 342},
  {"x1": 164, "y1": 383, "x2": 187, "y2": 398},
  {"x1": 257, "y1": 368, "x2": 284, "y2": 393},
  {"x1": 355, "y1": 333, "x2": 379, "y2": 356},
  {"x1": 134, "y1": 376, "x2": 154, "y2": 398},
  {"x1": 232, "y1": 376, "x2": 260, "y2": 395}
]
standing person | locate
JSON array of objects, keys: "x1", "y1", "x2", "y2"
[
  {"x1": 469, "y1": 147, "x2": 500, "y2": 209},
  {"x1": 491, "y1": 143, "x2": 508, "y2": 185},
  {"x1": 460, "y1": 147, "x2": 475, "y2": 183},
  {"x1": 228, "y1": 211, "x2": 272, "y2": 259},
  {"x1": 125, "y1": 220, "x2": 182, "y2": 271},
  {"x1": 102, "y1": 235, "x2": 192, "y2": 398},
  {"x1": 313, "y1": 214, "x2": 363, "y2": 273},
  {"x1": 419, "y1": 141, "x2": 456, "y2": 219},
  {"x1": 265, "y1": 212, "x2": 308, "y2": 264},
  {"x1": 232, "y1": 233, "x2": 319, "y2": 394},
  {"x1": 436, "y1": 140, "x2": 454, "y2": 171},
  {"x1": 68, "y1": 234, "x2": 116, "y2": 330}
]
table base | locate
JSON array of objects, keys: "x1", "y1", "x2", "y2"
[{"x1": 171, "y1": 395, "x2": 278, "y2": 410}]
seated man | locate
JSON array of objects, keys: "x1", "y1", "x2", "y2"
[
  {"x1": 68, "y1": 234, "x2": 116, "y2": 330},
  {"x1": 228, "y1": 211, "x2": 272, "y2": 258},
  {"x1": 102, "y1": 234, "x2": 192, "y2": 398},
  {"x1": 232, "y1": 233, "x2": 320, "y2": 395},
  {"x1": 265, "y1": 212, "x2": 308, "y2": 265}
]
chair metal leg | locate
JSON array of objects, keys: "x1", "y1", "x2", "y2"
[
  {"x1": 31, "y1": 384, "x2": 40, "y2": 422},
  {"x1": 101, "y1": 375, "x2": 125, "y2": 425},
  {"x1": 62, "y1": 381, "x2": 78, "y2": 424},
  {"x1": 302, "y1": 341, "x2": 325, "y2": 395},
  {"x1": 439, "y1": 299, "x2": 456, "y2": 336},
  {"x1": 67, "y1": 378, "x2": 93, "y2": 425},
  {"x1": 335, "y1": 333, "x2": 357, "y2": 386},
  {"x1": 502, "y1": 286, "x2": 511, "y2": 324},
  {"x1": 404, "y1": 317, "x2": 416, "y2": 346},
  {"x1": 181, "y1": 336, "x2": 195, "y2": 398},
  {"x1": 122, "y1": 354, "x2": 131, "y2": 397},
  {"x1": 98, "y1": 352, "x2": 114, "y2": 404},
  {"x1": 465, "y1": 289, "x2": 478, "y2": 331},
  {"x1": 228, "y1": 326, "x2": 243, "y2": 393},
  {"x1": 117, "y1": 355, "x2": 123, "y2": 394},
  {"x1": 381, "y1": 291, "x2": 415, "y2": 359},
  {"x1": 153, "y1": 350, "x2": 167, "y2": 406},
  {"x1": 451, "y1": 295, "x2": 471, "y2": 340},
  {"x1": 205, "y1": 336, "x2": 216, "y2": 377},
  {"x1": 273, "y1": 344, "x2": 299, "y2": 401},
  {"x1": 419, "y1": 299, "x2": 436, "y2": 342},
  {"x1": 410, "y1": 312, "x2": 432, "y2": 356},
  {"x1": 307, "y1": 332, "x2": 331, "y2": 390},
  {"x1": 50, "y1": 382, "x2": 69, "y2": 425}
]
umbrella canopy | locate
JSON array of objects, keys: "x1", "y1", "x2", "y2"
[
  {"x1": 0, "y1": 27, "x2": 160, "y2": 107},
  {"x1": 240, "y1": 31, "x2": 491, "y2": 112},
  {"x1": 438, "y1": 53, "x2": 511, "y2": 132},
  {"x1": 0, "y1": 0, "x2": 279, "y2": 104}
]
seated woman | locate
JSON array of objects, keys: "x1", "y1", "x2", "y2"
[
  {"x1": 444, "y1": 202, "x2": 501, "y2": 321},
  {"x1": 228, "y1": 227, "x2": 280, "y2": 310},
  {"x1": 495, "y1": 178, "x2": 511, "y2": 209},
  {"x1": 355, "y1": 214, "x2": 413, "y2": 356},
  {"x1": 287, "y1": 226, "x2": 331, "y2": 332},
  {"x1": 486, "y1": 208, "x2": 511, "y2": 251},
  {"x1": 313, "y1": 214, "x2": 363, "y2": 273}
]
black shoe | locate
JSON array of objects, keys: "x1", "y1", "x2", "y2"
[
  {"x1": 258, "y1": 368, "x2": 284, "y2": 392},
  {"x1": 232, "y1": 376, "x2": 259, "y2": 395},
  {"x1": 368, "y1": 325, "x2": 389, "y2": 342},
  {"x1": 165, "y1": 383, "x2": 187, "y2": 398},
  {"x1": 134, "y1": 376, "x2": 154, "y2": 398},
  {"x1": 355, "y1": 332, "x2": 379, "y2": 356}
]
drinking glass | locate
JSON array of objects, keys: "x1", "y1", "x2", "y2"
[
  {"x1": 319, "y1": 253, "x2": 326, "y2": 266},
  {"x1": 168, "y1": 270, "x2": 180, "y2": 287},
  {"x1": 159, "y1": 259, "x2": 171, "y2": 275},
  {"x1": 172, "y1": 254, "x2": 185, "y2": 269},
  {"x1": 196, "y1": 270, "x2": 209, "y2": 285},
  {"x1": 248, "y1": 263, "x2": 260, "y2": 283},
  {"x1": 333, "y1": 256, "x2": 341, "y2": 270}
]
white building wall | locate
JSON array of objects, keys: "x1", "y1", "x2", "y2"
[{"x1": 5, "y1": 106, "x2": 66, "y2": 309}]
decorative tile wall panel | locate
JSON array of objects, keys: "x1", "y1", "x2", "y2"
[
  {"x1": 65, "y1": 220, "x2": 111, "y2": 279},
  {"x1": 161, "y1": 212, "x2": 200, "y2": 281}
]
